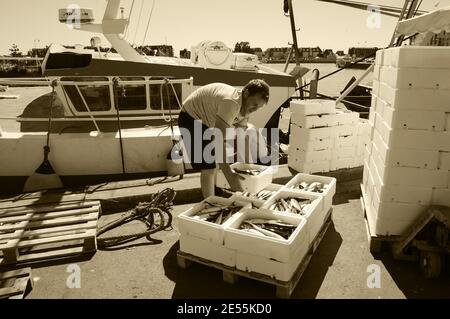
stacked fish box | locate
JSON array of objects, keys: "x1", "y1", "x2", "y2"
[
  {"x1": 177, "y1": 196, "x2": 251, "y2": 266},
  {"x1": 224, "y1": 208, "x2": 309, "y2": 281},
  {"x1": 178, "y1": 173, "x2": 336, "y2": 282},
  {"x1": 289, "y1": 99, "x2": 365, "y2": 173},
  {"x1": 363, "y1": 46, "x2": 450, "y2": 236}
]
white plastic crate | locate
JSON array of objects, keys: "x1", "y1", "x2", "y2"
[
  {"x1": 235, "y1": 245, "x2": 307, "y2": 282},
  {"x1": 378, "y1": 83, "x2": 450, "y2": 112},
  {"x1": 372, "y1": 131, "x2": 440, "y2": 170},
  {"x1": 431, "y1": 188, "x2": 450, "y2": 206},
  {"x1": 374, "y1": 119, "x2": 450, "y2": 152},
  {"x1": 216, "y1": 163, "x2": 274, "y2": 193},
  {"x1": 380, "y1": 66, "x2": 450, "y2": 90},
  {"x1": 357, "y1": 119, "x2": 372, "y2": 137},
  {"x1": 177, "y1": 196, "x2": 250, "y2": 245},
  {"x1": 332, "y1": 146, "x2": 356, "y2": 159},
  {"x1": 289, "y1": 148, "x2": 332, "y2": 163},
  {"x1": 284, "y1": 173, "x2": 336, "y2": 214},
  {"x1": 334, "y1": 135, "x2": 358, "y2": 148},
  {"x1": 179, "y1": 234, "x2": 236, "y2": 267},
  {"x1": 383, "y1": 46, "x2": 450, "y2": 69},
  {"x1": 262, "y1": 190, "x2": 323, "y2": 244},
  {"x1": 382, "y1": 107, "x2": 446, "y2": 131},
  {"x1": 223, "y1": 208, "x2": 308, "y2": 263},
  {"x1": 232, "y1": 183, "x2": 283, "y2": 208},
  {"x1": 439, "y1": 152, "x2": 450, "y2": 171},
  {"x1": 372, "y1": 186, "x2": 429, "y2": 221},
  {"x1": 290, "y1": 99, "x2": 336, "y2": 116},
  {"x1": 290, "y1": 124, "x2": 356, "y2": 143},
  {"x1": 289, "y1": 138, "x2": 333, "y2": 152},
  {"x1": 288, "y1": 157, "x2": 330, "y2": 174}
]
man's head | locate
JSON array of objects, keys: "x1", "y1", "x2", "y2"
[{"x1": 241, "y1": 79, "x2": 270, "y2": 116}]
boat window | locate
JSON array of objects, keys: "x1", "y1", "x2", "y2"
[
  {"x1": 149, "y1": 83, "x2": 182, "y2": 110},
  {"x1": 61, "y1": 77, "x2": 111, "y2": 112},
  {"x1": 113, "y1": 77, "x2": 147, "y2": 110}
]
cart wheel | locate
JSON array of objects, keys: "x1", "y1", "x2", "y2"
[{"x1": 419, "y1": 251, "x2": 442, "y2": 279}]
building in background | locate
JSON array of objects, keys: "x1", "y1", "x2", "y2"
[
  {"x1": 348, "y1": 47, "x2": 378, "y2": 58},
  {"x1": 179, "y1": 49, "x2": 191, "y2": 59}
]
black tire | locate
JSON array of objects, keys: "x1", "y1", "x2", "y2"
[{"x1": 419, "y1": 251, "x2": 442, "y2": 279}]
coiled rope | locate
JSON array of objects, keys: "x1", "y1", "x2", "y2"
[{"x1": 96, "y1": 188, "x2": 176, "y2": 249}]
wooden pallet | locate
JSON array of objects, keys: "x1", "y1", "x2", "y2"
[
  {"x1": 177, "y1": 209, "x2": 333, "y2": 299},
  {"x1": 0, "y1": 200, "x2": 100, "y2": 265},
  {"x1": 0, "y1": 267, "x2": 33, "y2": 299}
]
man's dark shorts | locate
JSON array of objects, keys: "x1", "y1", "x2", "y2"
[{"x1": 178, "y1": 111, "x2": 217, "y2": 170}]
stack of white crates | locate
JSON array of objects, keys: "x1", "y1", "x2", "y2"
[
  {"x1": 288, "y1": 99, "x2": 368, "y2": 173},
  {"x1": 363, "y1": 46, "x2": 450, "y2": 236}
]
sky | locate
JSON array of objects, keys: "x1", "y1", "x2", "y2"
[{"x1": 1, "y1": 0, "x2": 449, "y2": 56}]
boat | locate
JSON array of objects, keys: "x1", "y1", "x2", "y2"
[{"x1": 0, "y1": 0, "x2": 299, "y2": 194}]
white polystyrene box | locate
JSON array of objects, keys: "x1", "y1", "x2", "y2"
[
  {"x1": 261, "y1": 190, "x2": 323, "y2": 245},
  {"x1": 288, "y1": 157, "x2": 331, "y2": 174},
  {"x1": 357, "y1": 119, "x2": 372, "y2": 137},
  {"x1": 371, "y1": 155, "x2": 449, "y2": 189},
  {"x1": 330, "y1": 157, "x2": 355, "y2": 170},
  {"x1": 216, "y1": 163, "x2": 274, "y2": 193},
  {"x1": 354, "y1": 156, "x2": 364, "y2": 167},
  {"x1": 177, "y1": 196, "x2": 250, "y2": 245},
  {"x1": 235, "y1": 245, "x2": 307, "y2": 282},
  {"x1": 384, "y1": 46, "x2": 450, "y2": 69},
  {"x1": 431, "y1": 188, "x2": 450, "y2": 206},
  {"x1": 375, "y1": 49, "x2": 384, "y2": 66},
  {"x1": 290, "y1": 124, "x2": 334, "y2": 142},
  {"x1": 378, "y1": 84, "x2": 450, "y2": 112},
  {"x1": 285, "y1": 173, "x2": 336, "y2": 213},
  {"x1": 231, "y1": 183, "x2": 283, "y2": 209},
  {"x1": 439, "y1": 152, "x2": 450, "y2": 171},
  {"x1": 179, "y1": 234, "x2": 236, "y2": 267},
  {"x1": 379, "y1": 65, "x2": 450, "y2": 90},
  {"x1": 372, "y1": 79, "x2": 380, "y2": 96},
  {"x1": 372, "y1": 130, "x2": 440, "y2": 170},
  {"x1": 374, "y1": 118, "x2": 450, "y2": 152},
  {"x1": 223, "y1": 208, "x2": 308, "y2": 263},
  {"x1": 373, "y1": 65, "x2": 381, "y2": 81},
  {"x1": 290, "y1": 99, "x2": 337, "y2": 116},
  {"x1": 288, "y1": 148, "x2": 332, "y2": 163},
  {"x1": 368, "y1": 159, "x2": 433, "y2": 206},
  {"x1": 372, "y1": 187, "x2": 429, "y2": 222},
  {"x1": 332, "y1": 146, "x2": 356, "y2": 159},
  {"x1": 372, "y1": 215, "x2": 422, "y2": 236},
  {"x1": 382, "y1": 107, "x2": 446, "y2": 131},
  {"x1": 334, "y1": 135, "x2": 358, "y2": 148},
  {"x1": 292, "y1": 113, "x2": 339, "y2": 128},
  {"x1": 289, "y1": 138, "x2": 333, "y2": 152}
]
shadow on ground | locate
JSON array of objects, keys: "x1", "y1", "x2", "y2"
[
  {"x1": 162, "y1": 222, "x2": 342, "y2": 299},
  {"x1": 374, "y1": 249, "x2": 450, "y2": 299}
]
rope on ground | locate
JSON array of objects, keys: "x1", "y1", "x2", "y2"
[{"x1": 96, "y1": 188, "x2": 176, "y2": 249}]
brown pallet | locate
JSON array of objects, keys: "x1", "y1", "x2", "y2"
[
  {"x1": 0, "y1": 267, "x2": 33, "y2": 299},
  {"x1": 0, "y1": 201, "x2": 100, "y2": 265},
  {"x1": 177, "y1": 209, "x2": 333, "y2": 299}
]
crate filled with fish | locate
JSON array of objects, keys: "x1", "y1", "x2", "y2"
[
  {"x1": 177, "y1": 196, "x2": 251, "y2": 245},
  {"x1": 216, "y1": 163, "x2": 274, "y2": 193},
  {"x1": 285, "y1": 173, "x2": 336, "y2": 212},
  {"x1": 262, "y1": 190, "x2": 323, "y2": 245},
  {"x1": 233, "y1": 183, "x2": 282, "y2": 208},
  {"x1": 224, "y1": 208, "x2": 309, "y2": 281}
]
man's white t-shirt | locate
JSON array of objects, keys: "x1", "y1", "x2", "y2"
[{"x1": 182, "y1": 83, "x2": 246, "y2": 128}]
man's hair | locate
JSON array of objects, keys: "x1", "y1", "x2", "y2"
[{"x1": 243, "y1": 79, "x2": 270, "y2": 102}]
